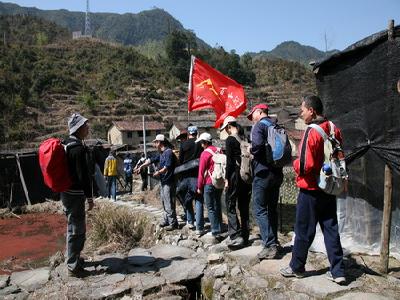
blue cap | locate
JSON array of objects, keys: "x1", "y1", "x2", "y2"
[{"x1": 188, "y1": 125, "x2": 198, "y2": 135}]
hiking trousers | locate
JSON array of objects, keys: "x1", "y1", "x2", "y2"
[
  {"x1": 225, "y1": 170, "x2": 251, "y2": 241},
  {"x1": 252, "y1": 169, "x2": 282, "y2": 248},
  {"x1": 160, "y1": 183, "x2": 178, "y2": 226},
  {"x1": 290, "y1": 189, "x2": 345, "y2": 278},
  {"x1": 61, "y1": 191, "x2": 86, "y2": 272},
  {"x1": 204, "y1": 184, "x2": 223, "y2": 235},
  {"x1": 106, "y1": 176, "x2": 117, "y2": 200},
  {"x1": 177, "y1": 177, "x2": 204, "y2": 228},
  {"x1": 125, "y1": 174, "x2": 132, "y2": 193}
]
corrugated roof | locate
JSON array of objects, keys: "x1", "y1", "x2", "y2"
[{"x1": 113, "y1": 121, "x2": 165, "y2": 131}]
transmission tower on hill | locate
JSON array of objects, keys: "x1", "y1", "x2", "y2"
[{"x1": 84, "y1": 0, "x2": 92, "y2": 37}]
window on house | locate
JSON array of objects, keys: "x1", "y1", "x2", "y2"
[
  {"x1": 138, "y1": 130, "x2": 150, "y2": 137},
  {"x1": 127, "y1": 131, "x2": 132, "y2": 138}
]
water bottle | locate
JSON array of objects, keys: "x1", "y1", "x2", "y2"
[{"x1": 322, "y1": 163, "x2": 332, "y2": 175}]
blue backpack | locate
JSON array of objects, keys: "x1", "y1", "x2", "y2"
[
  {"x1": 124, "y1": 158, "x2": 133, "y2": 176},
  {"x1": 260, "y1": 119, "x2": 292, "y2": 168}
]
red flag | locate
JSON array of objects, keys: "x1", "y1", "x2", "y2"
[{"x1": 188, "y1": 56, "x2": 247, "y2": 128}]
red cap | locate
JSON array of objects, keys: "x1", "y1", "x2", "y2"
[{"x1": 247, "y1": 104, "x2": 269, "y2": 120}]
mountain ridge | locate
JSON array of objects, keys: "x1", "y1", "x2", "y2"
[
  {"x1": 249, "y1": 41, "x2": 339, "y2": 65},
  {"x1": 0, "y1": 1, "x2": 209, "y2": 48},
  {"x1": 0, "y1": 1, "x2": 337, "y2": 64}
]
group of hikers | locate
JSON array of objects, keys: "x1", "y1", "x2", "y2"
[
  {"x1": 60, "y1": 94, "x2": 347, "y2": 285},
  {"x1": 102, "y1": 151, "x2": 148, "y2": 201}
]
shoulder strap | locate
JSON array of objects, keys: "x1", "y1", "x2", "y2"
[
  {"x1": 328, "y1": 121, "x2": 335, "y2": 137},
  {"x1": 63, "y1": 140, "x2": 80, "y2": 153},
  {"x1": 260, "y1": 119, "x2": 272, "y2": 127},
  {"x1": 204, "y1": 148, "x2": 215, "y2": 156},
  {"x1": 308, "y1": 124, "x2": 328, "y2": 141},
  {"x1": 232, "y1": 134, "x2": 242, "y2": 144}
]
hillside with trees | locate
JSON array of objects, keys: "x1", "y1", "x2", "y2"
[
  {"x1": 0, "y1": 14, "x2": 316, "y2": 149},
  {"x1": 0, "y1": 1, "x2": 209, "y2": 48}
]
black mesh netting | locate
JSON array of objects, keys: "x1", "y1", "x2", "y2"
[
  {"x1": 311, "y1": 26, "x2": 400, "y2": 256},
  {"x1": 0, "y1": 154, "x2": 54, "y2": 207}
]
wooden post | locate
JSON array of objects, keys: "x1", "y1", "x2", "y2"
[
  {"x1": 15, "y1": 153, "x2": 31, "y2": 206},
  {"x1": 380, "y1": 19, "x2": 396, "y2": 274},
  {"x1": 9, "y1": 182, "x2": 13, "y2": 206},
  {"x1": 380, "y1": 164, "x2": 393, "y2": 274},
  {"x1": 388, "y1": 19, "x2": 394, "y2": 41}
]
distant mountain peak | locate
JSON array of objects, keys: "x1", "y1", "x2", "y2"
[
  {"x1": 252, "y1": 41, "x2": 338, "y2": 65},
  {"x1": 0, "y1": 1, "x2": 208, "y2": 47}
]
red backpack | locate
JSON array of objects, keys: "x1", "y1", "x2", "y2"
[{"x1": 39, "y1": 138, "x2": 75, "y2": 192}]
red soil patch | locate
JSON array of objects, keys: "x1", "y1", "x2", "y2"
[{"x1": 0, "y1": 213, "x2": 66, "y2": 275}]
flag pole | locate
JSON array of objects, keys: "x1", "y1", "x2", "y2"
[
  {"x1": 142, "y1": 115, "x2": 151, "y2": 190},
  {"x1": 187, "y1": 55, "x2": 195, "y2": 125}
]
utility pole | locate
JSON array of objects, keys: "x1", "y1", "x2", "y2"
[
  {"x1": 323, "y1": 31, "x2": 329, "y2": 54},
  {"x1": 84, "y1": 0, "x2": 91, "y2": 37}
]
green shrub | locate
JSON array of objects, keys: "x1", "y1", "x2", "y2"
[
  {"x1": 91, "y1": 122, "x2": 108, "y2": 139},
  {"x1": 78, "y1": 91, "x2": 97, "y2": 112},
  {"x1": 134, "y1": 103, "x2": 155, "y2": 115}
]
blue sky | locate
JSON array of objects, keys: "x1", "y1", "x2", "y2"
[{"x1": 5, "y1": 0, "x2": 400, "y2": 54}]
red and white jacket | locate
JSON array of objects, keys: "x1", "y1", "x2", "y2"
[{"x1": 293, "y1": 119, "x2": 343, "y2": 190}]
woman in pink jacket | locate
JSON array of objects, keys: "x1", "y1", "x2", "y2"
[{"x1": 196, "y1": 132, "x2": 223, "y2": 237}]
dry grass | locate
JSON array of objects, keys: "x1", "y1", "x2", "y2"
[
  {"x1": 0, "y1": 200, "x2": 63, "y2": 219},
  {"x1": 87, "y1": 203, "x2": 156, "y2": 251},
  {"x1": 25, "y1": 200, "x2": 64, "y2": 214}
]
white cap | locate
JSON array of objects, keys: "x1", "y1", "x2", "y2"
[
  {"x1": 195, "y1": 132, "x2": 212, "y2": 143},
  {"x1": 220, "y1": 116, "x2": 237, "y2": 131},
  {"x1": 68, "y1": 113, "x2": 88, "y2": 135},
  {"x1": 153, "y1": 134, "x2": 165, "y2": 142}
]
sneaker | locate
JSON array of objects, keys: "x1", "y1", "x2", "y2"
[
  {"x1": 165, "y1": 224, "x2": 178, "y2": 231},
  {"x1": 186, "y1": 223, "x2": 195, "y2": 230},
  {"x1": 280, "y1": 266, "x2": 305, "y2": 278},
  {"x1": 77, "y1": 257, "x2": 85, "y2": 268},
  {"x1": 326, "y1": 271, "x2": 346, "y2": 284},
  {"x1": 159, "y1": 222, "x2": 169, "y2": 228},
  {"x1": 227, "y1": 236, "x2": 245, "y2": 248},
  {"x1": 195, "y1": 229, "x2": 205, "y2": 237},
  {"x1": 257, "y1": 245, "x2": 278, "y2": 260},
  {"x1": 68, "y1": 267, "x2": 90, "y2": 278}
]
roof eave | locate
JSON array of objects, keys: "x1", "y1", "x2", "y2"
[{"x1": 312, "y1": 25, "x2": 399, "y2": 73}]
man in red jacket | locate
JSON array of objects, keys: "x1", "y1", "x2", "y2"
[{"x1": 280, "y1": 95, "x2": 346, "y2": 284}]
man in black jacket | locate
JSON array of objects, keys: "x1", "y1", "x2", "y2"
[
  {"x1": 177, "y1": 125, "x2": 203, "y2": 231},
  {"x1": 62, "y1": 113, "x2": 96, "y2": 277}
]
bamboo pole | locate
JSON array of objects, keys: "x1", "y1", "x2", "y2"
[
  {"x1": 15, "y1": 153, "x2": 31, "y2": 206},
  {"x1": 380, "y1": 164, "x2": 393, "y2": 274},
  {"x1": 9, "y1": 182, "x2": 13, "y2": 207}
]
